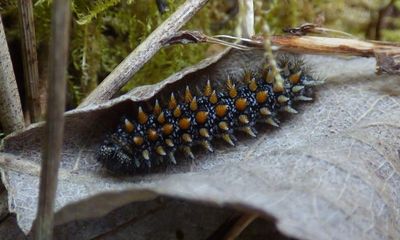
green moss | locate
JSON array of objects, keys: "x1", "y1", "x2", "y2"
[
  {"x1": 2, "y1": 0, "x2": 400, "y2": 108},
  {"x1": 124, "y1": 0, "x2": 235, "y2": 91},
  {"x1": 0, "y1": 0, "x2": 17, "y2": 15},
  {"x1": 72, "y1": 0, "x2": 120, "y2": 25},
  {"x1": 382, "y1": 29, "x2": 400, "y2": 42}
]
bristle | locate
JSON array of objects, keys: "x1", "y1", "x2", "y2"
[
  {"x1": 283, "y1": 106, "x2": 298, "y2": 114},
  {"x1": 179, "y1": 118, "x2": 191, "y2": 130},
  {"x1": 216, "y1": 105, "x2": 228, "y2": 117},
  {"x1": 278, "y1": 95, "x2": 289, "y2": 104},
  {"x1": 137, "y1": 107, "x2": 148, "y2": 124},
  {"x1": 259, "y1": 107, "x2": 271, "y2": 116},
  {"x1": 204, "y1": 80, "x2": 213, "y2": 96},
  {"x1": 142, "y1": 150, "x2": 150, "y2": 160},
  {"x1": 196, "y1": 111, "x2": 209, "y2": 124},
  {"x1": 147, "y1": 129, "x2": 158, "y2": 141},
  {"x1": 183, "y1": 146, "x2": 195, "y2": 159},
  {"x1": 222, "y1": 134, "x2": 235, "y2": 146},
  {"x1": 201, "y1": 140, "x2": 214, "y2": 152},
  {"x1": 294, "y1": 96, "x2": 313, "y2": 101},
  {"x1": 256, "y1": 91, "x2": 268, "y2": 103},
  {"x1": 185, "y1": 86, "x2": 193, "y2": 103},
  {"x1": 162, "y1": 123, "x2": 174, "y2": 135},
  {"x1": 156, "y1": 146, "x2": 166, "y2": 156},
  {"x1": 165, "y1": 138, "x2": 174, "y2": 147},
  {"x1": 281, "y1": 61, "x2": 289, "y2": 73},
  {"x1": 190, "y1": 96, "x2": 198, "y2": 111},
  {"x1": 209, "y1": 90, "x2": 218, "y2": 104},
  {"x1": 239, "y1": 114, "x2": 249, "y2": 124},
  {"x1": 227, "y1": 78, "x2": 238, "y2": 98},
  {"x1": 153, "y1": 99, "x2": 161, "y2": 116},
  {"x1": 199, "y1": 128, "x2": 210, "y2": 138},
  {"x1": 169, "y1": 152, "x2": 177, "y2": 164},
  {"x1": 292, "y1": 85, "x2": 305, "y2": 93},
  {"x1": 265, "y1": 118, "x2": 280, "y2": 127},
  {"x1": 133, "y1": 136, "x2": 144, "y2": 145},
  {"x1": 157, "y1": 112, "x2": 166, "y2": 123},
  {"x1": 241, "y1": 126, "x2": 257, "y2": 137},
  {"x1": 289, "y1": 71, "x2": 302, "y2": 84},
  {"x1": 169, "y1": 93, "x2": 177, "y2": 110},
  {"x1": 235, "y1": 98, "x2": 248, "y2": 111},
  {"x1": 173, "y1": 106, "x2": 182, "y2": 118},
  {"x1": 248, "y1": 78, "x2": 258, "y2": 92},
  {"x1": 124, "y1": 119, "x2": 134, "y2": 132},
  {"x1": 218, "y1": 121, "x2": 229, "y2": 131},
  {"x1": 243, "y1": 71, "x2": 252, "y2": 83},
  {"x1": 182, "y1": 133, "x2": 193, "y2": 143}
]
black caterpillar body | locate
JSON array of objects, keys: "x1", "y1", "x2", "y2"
[{"x1": 98, "y1": 59, "x2": 318, "y2": 174}]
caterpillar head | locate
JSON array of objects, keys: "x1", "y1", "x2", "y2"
[{"x1": 98, "y1": 130, "x2": 140, "y2": 174}]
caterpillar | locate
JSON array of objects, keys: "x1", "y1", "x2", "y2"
[{"x1": 98, "y1": 56, "x2": 320, "y2": 174}]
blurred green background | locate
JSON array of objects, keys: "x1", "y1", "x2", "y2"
[{"x1": 1, "y1": 0, "x2": 399, "y2": 108}]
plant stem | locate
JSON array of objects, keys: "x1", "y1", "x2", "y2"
[
  {"x1": 222, "y1": 213, "x2": 258, "y2": 240},
  {"x1": 237, "y1": 0, "x2": 254, "y2": 38},
  {"x1": 35, "y1": 1, "x2": 70, "y2": 239},
  {"x1": 79, "y1": 0, "x2": 209, "y2": 108},
  {"x1": 0, "y1": 15, "x2": 25, "y2": 134},
  {"x1": 18, "y1": 0, "x2": 41, "y2": 123}
]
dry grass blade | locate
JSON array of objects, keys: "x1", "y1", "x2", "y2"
[
  {"x1": 79, "y1": 0, "x2": 209, "y2": 108},
  {"x1": 34, "y1": 1, "x2": 70, "y2": 239},
  {"x1": 0, "y1": 15, "x2": 24, "y2": 134},
  {"x1": 17, "y1": 0, "x2": 41, "y2": 123},
  {"x1": 269, "y1": 36, "x2": 400, "y2": 74},
  {"x1": 222, "y1": 213, "x2": 258, "y2": 240},
  {"x1": 283, "y1": 23, "x2": 356, "y2": 38},
  {"x1": 165, "y1": 29, "x2": 400, "y2": 75},
  {"x1": 162, "y1": 31, "x2": 255, "y2": 50},
  {"x1": 269, "y1": 36, "x2": 387, "y2": 57}
]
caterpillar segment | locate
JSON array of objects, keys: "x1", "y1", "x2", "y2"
[{"x1": 98, "y1": 61, "x2": 317, "y2": 174}]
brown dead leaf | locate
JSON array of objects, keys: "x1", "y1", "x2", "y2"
[{"x1": 0, "y1": 49, "x2": 400, "y2": 240}]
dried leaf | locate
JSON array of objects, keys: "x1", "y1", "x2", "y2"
[
  {"x1": 51, "y1": 197, "x2": 282, "y2": 239},
  {"x1": 1, "y1": 49, "x2": 400, "y2": 240}
]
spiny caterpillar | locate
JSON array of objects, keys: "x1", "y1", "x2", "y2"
[{"x1": 98, "y1": 57, "x2": 319, "y2": 174}]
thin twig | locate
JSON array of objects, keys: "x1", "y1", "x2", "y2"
[
  {"x1": 283, "y1": 23, "x2": 356, "y2": 38},
  {"x1": 79, "y1": 0, "x2": 209, "y2": 108},
  {"x1": 222, "y1": 213, "x2": 258, "y2": 240},
  {"x1": 35, "y1": 1, "x2": 70, "y2": 239},
  {"x1": 162, "y1": 31, "x2": 255, "y2": 50},
  {"x1": 269, "y1": 35, "x2": 400, "y2": 57},
  {"x1": 18, "y1": 0, "x2": 41, "y2": 123},
  {"x1": 212, "y1": 34, "x2": 257, "y2": 43},
  {"x1": 0, "y1": 15, "x2": 25, "y2": 134}
]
